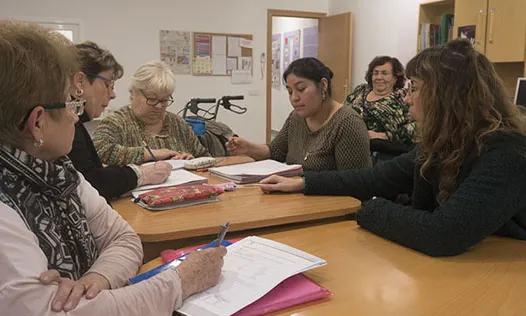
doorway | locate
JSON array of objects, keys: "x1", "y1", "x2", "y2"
[{"x1": 266, "y1": 10, "x2": 353, "y2": 142}]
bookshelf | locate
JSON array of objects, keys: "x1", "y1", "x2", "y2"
[{"x1": 417, "y1": 0, "x2": 526, "y2": 97}]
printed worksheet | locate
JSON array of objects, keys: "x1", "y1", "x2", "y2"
[{"x1": 178, "y1": 236, "x2": 326, "y2": 316}]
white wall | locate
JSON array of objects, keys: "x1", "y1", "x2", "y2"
[
  {"x1": 329, "y1": 0, "x2": 422, "y2": 89},
  {"x1": 1, "y1": 0, "x2": 329, "y2": 143},
  {"x1": 271, "y1": 17, "x2": 318, "y2": 131}
]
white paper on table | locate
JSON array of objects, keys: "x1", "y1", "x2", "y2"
[
  {"x1": 131, "y1": 169, "x2": 207, "y2": 196},
  {"x1": 177, "y1": 236, "x2": 326, "y2": 316},
  {"x1": 227, "y1": 36, "x2": 242, "y2": 57},
  {"x1": 142, "y1": 160, "x2": 186, "y2": 170}
]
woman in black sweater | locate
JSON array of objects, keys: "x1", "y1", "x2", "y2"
[
  {"x1": 68, "y1": 41, "x2": 170, "y2": 203},
  {"x1": 259, "y1": 39, "x2": 526, "y2": 257}
]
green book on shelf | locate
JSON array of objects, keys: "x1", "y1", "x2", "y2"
[{"x1": 440, "y1": 14, "x2": 454, "y2": 44}]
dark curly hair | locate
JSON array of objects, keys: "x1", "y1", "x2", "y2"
[{"x1": 365, "y1": 56, "x2": 405, "y2": 90}]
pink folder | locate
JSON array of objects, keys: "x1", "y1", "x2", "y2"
[{"x1": 160, "y1": 239, "x2": 332, "y2": 316}]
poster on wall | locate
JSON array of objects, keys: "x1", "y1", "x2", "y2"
[
  {"x1": 271, "y1": 33, "x2": 281, "y2": 89},
  {"x1": 159, "y1": 30, "x2": 191, "y2": 74},
  {"x1": 303, "y1": 26, "x2": 318, "y2": 58},
  {"x1": 283, "y1": 30, "x2": 301, "y2": 72},
  {"x1": 458, "y1": 25, "x2": 476, "y2": 45}
]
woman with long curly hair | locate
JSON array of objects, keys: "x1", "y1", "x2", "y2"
[{"x1": 257, "y1": 39, "x2": 526, "y2": 257}]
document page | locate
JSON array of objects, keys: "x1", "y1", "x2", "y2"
[{"x1": 178, "y1": 236, "x2": 326, "y2": 316}]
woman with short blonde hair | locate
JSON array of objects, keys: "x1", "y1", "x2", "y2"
[
  {"x1": 0, "y1": 20, "x2": 225, "y2": 315},
  {"x1": 93, "y1": 60, "x2": 210, "y2": 165}
]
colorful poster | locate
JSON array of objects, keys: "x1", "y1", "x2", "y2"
[
  {"x1": 159, "y1": 30, "x2": 191, "y2": 74},
  {"x1": 303, "y1": 26, "x2": 318, "y2": 58},
  {"x1": 283, "y1": 30, "x2": 301, "y2": 71},
  {"x1": 271, "y1": 33, "x2": 281, "y2": 89},
  {"x1": 195, "y1": 34, "x2": 212, "y2": 57},
  {"x1": 458, "y1": 25, "x2": 476, "y2": 45}
]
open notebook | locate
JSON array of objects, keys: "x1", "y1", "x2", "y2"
[{"x1": 209, "y1": 160, "x2": 303, "y2": 184}]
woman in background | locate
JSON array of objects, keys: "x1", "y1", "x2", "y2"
[
  {"x1": 227, "y1": 57, "x2": 371, "y2": 171},
  {"x1": 68, "y1": 42, "x2": 171, "y2": 202},
  {"x1": 93, "y1": 61, "x2": 210, "y2": 166},
  {"x1": 0, "y1": 20, "x2": 225, "y2": 315},
  {"x1": 259, "y1": 40, "x2": 526, "y2": 257}
]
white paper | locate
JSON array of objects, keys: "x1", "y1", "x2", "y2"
[
  {"x1": 178, "y1": 236, "x2": 326, "y2": 316},
  {"x1": 210, "y1": 159, "x2": 302, "y2": 177},
  {"x1": 239, "y1": 56, "x2": 252, "y2": 71},
  {"x1": 239, "y1": 38, "x2": 252, "y2": 49},
  {"x1": 132, "y1": 169, "x2": 207, "y2": 195},
  {"x1": 212, "y1": 35, "x2": 227, "y2": 75},
  {"x1": 212, "y1": 35, "x2": 227, "y2": 55},
  {"x1": 231, "y1": 70, "x2": 251, "y2": 84},
  {"x1": 226, "y1": 57, "x2": 237, "y2": 71},
  {"x1": 227, "y1": 36, "x2": 242, "y2": 57},
  {"x1": 142, "y1": 160, "x2": 186, "y2": 170},
  {"x1": 193, "y1": 56, "x2": 212, "y2": 74}
]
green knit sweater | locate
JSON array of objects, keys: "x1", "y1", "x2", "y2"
[{"x1": 93, "y1": 106, "x2": 209, "y2": 166}]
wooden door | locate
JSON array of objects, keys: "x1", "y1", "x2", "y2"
[
  {"x1": 453, "y1": 0, "x2": 488, "y2": 53},
  {"x1": 485, "y1": 0, "x2": 526, "y2": 62},
  {"x1": 318, "y1": 12, "x2": 352, "y2": 103}
]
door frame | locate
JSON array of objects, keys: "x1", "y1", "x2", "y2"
[{"x1": 266, "y1": 9, "x2": 327, "y2": 143}]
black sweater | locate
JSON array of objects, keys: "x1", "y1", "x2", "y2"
[
  {"x1": 68, "y1": 113, "x2": 138, "y2": 203},
  {"x1": 304, "y1": 132, "x2": 526, "y2": 257}
]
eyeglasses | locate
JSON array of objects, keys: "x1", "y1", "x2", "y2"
[
  {"x1": 372, "y1": 70, "x2": 393, "y2": 77},
  {"x1": 18, "y1": 100, "x2": 85, "y2": 129},
  {"x1": 139, "y1": 89, "x2": 174, "y2": 107},
  {"x1": 86, "y1": 73, "x2": 115, "y2": 91}
]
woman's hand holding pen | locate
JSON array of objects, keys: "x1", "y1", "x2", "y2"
[
  {"x1": 176, "y1": 247, "x2": 227, "y2": 300},
  {"x1": 138, "y1": 161, "x2": 171, "y2": 185}
]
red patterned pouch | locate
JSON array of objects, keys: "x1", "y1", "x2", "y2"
[{"x1": 137, "y1": 185, "x2": 224, "y2": 207}]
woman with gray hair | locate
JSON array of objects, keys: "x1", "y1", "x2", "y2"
[
  {"x1": 93, "y1": 61, "x2": 210, "y2": 166},
  {"x1": 68, "y1": 42, "x2": 171, "y2": 203},
  {"x1": 0, "y1": 20, "x2": 225, "y2": 315}
]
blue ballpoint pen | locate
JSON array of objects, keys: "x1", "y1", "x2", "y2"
[
  {"x1": 142, "y1": 140, "x2": 157, "y2": 162},
  {"x1": 216, "y1": 222, "x2": 230, "y2": 247}
]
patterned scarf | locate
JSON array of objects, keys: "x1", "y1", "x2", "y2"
[{"x1": 0, "y1": 144, "x2": 98, "y2": 279}]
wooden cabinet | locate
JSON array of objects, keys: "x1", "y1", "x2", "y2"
[
  {"x1": 452, "y1": 0, "x2": 487, "y2": 53},
  {"x1": 454, "y1": 0, "x2": 526, "y2": 62}
]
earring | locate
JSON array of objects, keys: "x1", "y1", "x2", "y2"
[
  {"x1": 321, "y1": 91, "x2": 327, "y2": 102},
  {"x1": 33, "y1": 139, "x2": 44, "y2": 148},
  {"x1": 75, "y1": 88, "x2": 84, "y2": 97}
]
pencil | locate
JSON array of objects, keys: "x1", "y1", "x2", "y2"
[{"x1": 142, "y1": 141, "x2": 157, "y2": 162}]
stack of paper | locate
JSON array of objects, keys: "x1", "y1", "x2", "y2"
[
  {"x1": 177, "y1": 236, "x2": 326, "y2": 316},
  {"x1": 131, "y1": 169, "x2": 207, "y2": 198},
  {"x1": 209, "y1": 160, "x2": 303, "y2": 184}
]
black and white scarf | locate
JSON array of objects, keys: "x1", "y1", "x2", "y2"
[{"x1": 0, "y1": 144, "x2": 98, "y2": 279}]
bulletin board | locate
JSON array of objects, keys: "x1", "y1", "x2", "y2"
[{"x1": 192, "y1": 32, "x2": 253, "y2": 76}]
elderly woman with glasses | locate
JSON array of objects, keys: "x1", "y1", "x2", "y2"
[
  {"x1": 68, "y1": 42, "x2": 171, "y2": 203},
  {"x1": 93, "y1": 61, "x2": 210, "y2": 166},
  {"x1": 0, "y1": 21, "x2": 226, "y2": 316}
]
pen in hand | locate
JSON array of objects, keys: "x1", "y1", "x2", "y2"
[
  {"x1": 216, "y1": 222, "x2": 230, "y2": 247},
  {"x1": 142, "y1": 141, "x2": 157, "y2": 162}
]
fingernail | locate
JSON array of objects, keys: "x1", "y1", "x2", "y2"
[
  {"x1": 53, "y1": 301, "x2": 62, "y2": 311},
  {"x1": 41, "y1": 276, "x2": 49, "y2": 282},
  {"x1": 64, "y1": 302, "x2": 73, "y2": 311}
]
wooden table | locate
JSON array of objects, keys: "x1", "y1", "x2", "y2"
[
  {"x1": 113, "y1": 157, "x2": 361, "y2": 242},
  {"x1": 140, "y1": 221, "x2": 526, "y2": 315}
]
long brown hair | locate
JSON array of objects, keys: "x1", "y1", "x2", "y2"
[{"x1": 406, "y1": 39, "x2": 526, "y2": 203}]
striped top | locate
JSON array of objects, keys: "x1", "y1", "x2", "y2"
[
  {"x1": 93, "y1": 105, "x2": 210, "y2": 166},
  {"x1": 344, "y1": 84, "x2": 416, "y2": 145}
]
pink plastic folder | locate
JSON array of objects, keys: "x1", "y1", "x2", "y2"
[{"x1": 161, "y1": 239, "x2": 332, "y2": 316}]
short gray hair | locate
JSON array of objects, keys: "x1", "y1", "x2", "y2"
[{"x1": 129, "y1": 60, "x2": 175, "y2": 96}]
